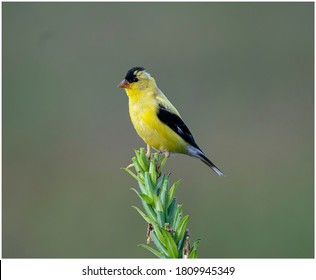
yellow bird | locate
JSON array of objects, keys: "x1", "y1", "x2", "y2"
[{"x1": 118, "y1": 67, "x2": 224, "y2": 176}]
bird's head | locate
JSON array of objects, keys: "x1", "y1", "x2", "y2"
[{"x1": 118, "y1": 67, "x2": 156, "y2": 96}]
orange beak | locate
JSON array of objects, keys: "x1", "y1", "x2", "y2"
[{"x1": 117, "y1": 79, "x2": 130, "y2": 89}]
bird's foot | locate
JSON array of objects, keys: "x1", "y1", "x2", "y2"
[
  {"x1": 146, "y1": 144, "x2": 151, "y2": 159},
  {"x1": 158, "y1": 151, "x2": 170, "y2": 158},
  {"x1": 157, "y1": 150, "x2": 170, "y2": 157}
]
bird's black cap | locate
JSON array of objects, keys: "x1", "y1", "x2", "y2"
[{"x1": 125, "y1": 66, "x2": 145, "y2": 83}]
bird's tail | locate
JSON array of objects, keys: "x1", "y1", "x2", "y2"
[{"x1": 187, "y1": 146, "x2": 225, "y2": 177}]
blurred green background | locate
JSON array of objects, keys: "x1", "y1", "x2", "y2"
[{"x1": 2, "y1": 2, "x2": 313, "y2": 258}]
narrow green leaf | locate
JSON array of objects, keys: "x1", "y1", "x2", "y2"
[
  {"x1": 131, "y1": 206, "x2": 153, "y2": 224},
  {"x1": 158, "y1": 155, "x2": 168, "y2": 173},
  {"x1": 123, "y1": 168, "x2": 144, "y2": 184},
  {"x1": 175, "y1": 215, "x2": 189, "y2": 244},
  {"x1": 154, "y1": 152, "x2": 159, "y2": 161},
  {"x1": 171, "y1": 205, "x2": 182, "y2": 230},
  {"x1": 189, "y1": 249, "x2": 197, "y2": 258},
  {"x1": 138, "y1": 181, "x2": 146, "y2": 194},
  {"x1": 138, "y1": 173, "x2": 144, "y2": 181},
  {"x1": 134, "y1": 149, "x2": 147, "y2": 172},
  {"x1": 159, "y1": 176, "x2": 169, "y2": 214},
  {"x1": 131, "y1": 188, "x2": 139, "y2": 196},
  {"x1": 168, "y1": 179, "x2": 181, "y2": 208},
  {"x1": 177, "y1": 233, "x2": 186, "y2": 253},
  {"x1": 160, "y1": 190, "x2": 168, "y2": 219},
  {"x1": 161, "y1": 228, "x2": 178, "y2": 258},
  {"x1": 154, "y1": 175, "x2": 165, "y2": 194},
  {"x1": 149, "y1": 159, "x2": 157, "y2": 186},
  {"x1": 139, "y1": 193, "x2": 154, "y2": 205},
  {"x1": 156, "y1": 211, "x2": 165, "y2": 228},
  {"x1": 151, "y1": 222, "x2": 166, "y2": 247},
  {"x1": 167, "y1": 198, "x2": 177, "y2": 225},
  {"x1": 132, "y1": 189, "x2": 155, "y2": 217},
  {"x1": 189, "y1": 239, "x2": 201, "y2": 259},
  {"x1": 135, "y1": 149, "x2": 141, "y2": 158},
  {"x1": 138, "y1": 244, "x2": 162, "y2": 258},
  {"x1": 144, "y1": 172, "x2": 154, "y2": 199},
  {"x1": 132, "y1": 157, "x2": 144, "y2": 173},
  {"x1": 139, "y1": 147, "x2": 149, "y2": 171},
  {"x1": 141, "y1": 199, "x2": 157, "y2": 221},
  {"x1": 139, "y1": 147, "x2": 145, "y2": 155},
  {"x1": 135, "y1": 149, "x2": 148, "y2": 172},
  {"x1": 151, "y1": 231, "x2": 168, "y2": 257},
  {"x1": 153, "y1": 193, "x2": 164, "y2": 212},
  {"x1": 192, "y1": 238, "x2": 201, "y2": 249}
]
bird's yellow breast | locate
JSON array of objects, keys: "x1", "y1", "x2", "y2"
[{"x1": 128, "y1": 91, "x2": 187, "y2": 153}]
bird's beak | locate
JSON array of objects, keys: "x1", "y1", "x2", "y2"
[{"x1": 117, "y1": 79, "x2": 130, "y2": 89}]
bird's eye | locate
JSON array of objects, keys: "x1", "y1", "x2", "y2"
[{"x1": 133, "y1": 77, "x2": 139, "y2": 82}]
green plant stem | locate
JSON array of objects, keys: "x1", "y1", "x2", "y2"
[{"x1": 124, "y1": 148, "x2": 200, "y2": 258}]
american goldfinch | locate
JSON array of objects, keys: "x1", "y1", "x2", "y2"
[{"x1": 118, "y1": 67, "x2": 224, "y2": 176}]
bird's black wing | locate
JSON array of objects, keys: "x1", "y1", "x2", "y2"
[{"x1": 157, "y1": 104, "x2": 200, "y2": 149}]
